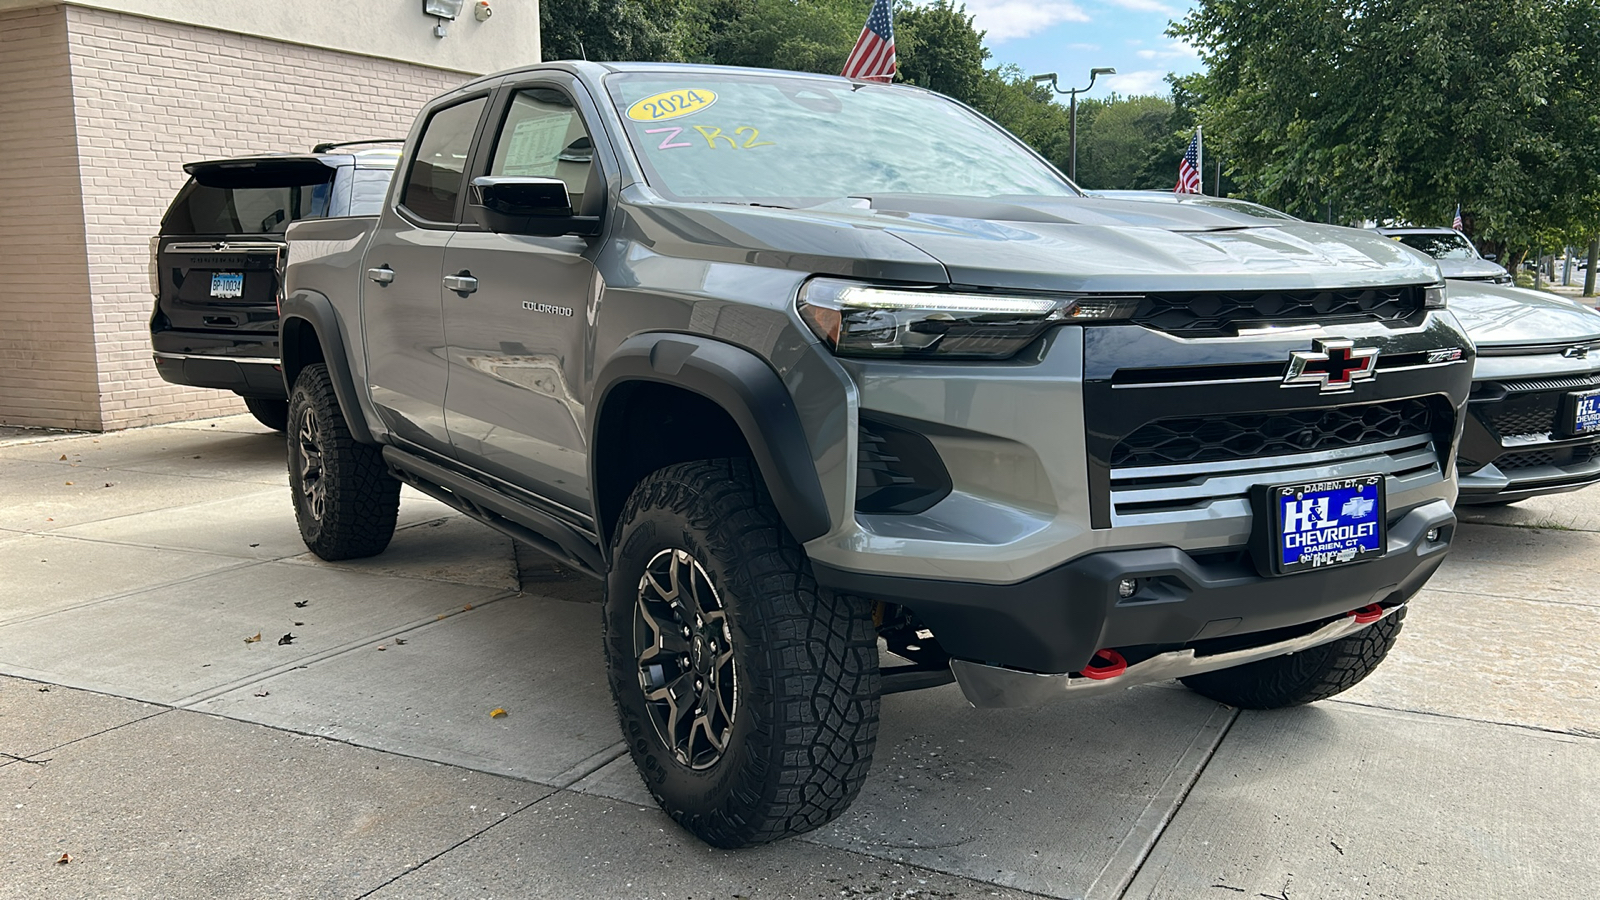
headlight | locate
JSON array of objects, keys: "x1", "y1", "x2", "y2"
[
  {"x1": 1493, "y1": 273, "x2": 1514, "y2": 286},
  {"x1": 797, "y1": 278, "x2": 1138, "y2": 360},
  {"x1": 1423, "y1": 283, "x2": 1447, "y2": 309}
]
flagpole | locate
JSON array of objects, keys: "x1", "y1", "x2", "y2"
[{"x1": 1196, "y1": 126, "x2": 1203, "y2": 196}]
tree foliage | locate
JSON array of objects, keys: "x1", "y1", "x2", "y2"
[{"x1": 1172, "y1": 0, "x2": 1600, "y2": 242}]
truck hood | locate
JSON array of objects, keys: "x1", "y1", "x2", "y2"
[
  {"x1": 1434, "y1": 257, "x2": 1510, "y2": 281},
  {"x1": 1446, "y1": 279, "x2": 1600, "y2": 347},
  {"x1": 629, "y1": 191, "x2": 1442, "y2": 292}
]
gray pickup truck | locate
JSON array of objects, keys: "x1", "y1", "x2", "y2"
[{"x1": 280, "y1": 62, "x2": 1472, "y2": 847}]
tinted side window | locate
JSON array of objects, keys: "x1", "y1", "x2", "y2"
[
  {"x1": 490, "y1": 88, "x2": 595, "y2": 213},
  {"x1": 350, "y1": 168, "x2": 396, "y2": 216},
  {"x1": 400, "y1": 97, "x2": 487, "y2": 222}
]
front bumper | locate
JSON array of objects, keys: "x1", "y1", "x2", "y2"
[
  {"x1": 1457, "y1": 359, "x2": 1600, "y2": 505},
  {"x1": 951, "y1": 603, "x2": 1404, "y2": 707},
  {"x1": 813, "y1": 499, "x2": 1454, "y2": 675}
]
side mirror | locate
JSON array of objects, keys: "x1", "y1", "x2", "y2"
[
  {"x1": 1483, "y1": 253, "x2": 1498, "y2": 261},
  {"x1": 468, "y1": 176, "x2": 600, "y2": 237}
]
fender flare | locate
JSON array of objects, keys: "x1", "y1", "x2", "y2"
[
  {"x1": 279, "y1": 289, "x2": 375, "y2": 445},
  {"x1": 590, "y1": 333, "x2": 833, "y2": 546}
]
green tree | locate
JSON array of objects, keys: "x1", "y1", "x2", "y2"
[
  {"x1": 894, "y1": 1, "x2": 988, "y2": 101},
  {"x1": 540, "y1": 0, "x2": 688, "y2": 62},
  {"x1": 1172, "y1": 0, "x2": 1600, "y2": 241},
  {"x1": 1074, "y1": 94, "x2": 1174, "y2": 190}
]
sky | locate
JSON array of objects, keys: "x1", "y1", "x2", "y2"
[{"x1": 956, "y1": 0, "x2": 1204, "y2": 100}]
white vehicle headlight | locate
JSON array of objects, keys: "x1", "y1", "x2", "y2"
[{"x1": 797, "y1": 278, "x2": 1138, "y2": 360}]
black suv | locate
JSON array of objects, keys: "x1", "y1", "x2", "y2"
[{"x1": 149, "y1": 144, "x2": 399, "y2": 430}]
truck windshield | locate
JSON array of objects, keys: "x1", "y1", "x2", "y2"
[
  {"x1": 1393, "y1": 232, "x2": 1478, "y2": 260},
  {"x1": 161, "y1": 181, "x2": 331, "y2": 235},
  {"x1": 604, "y1": 72, "x2": 1078, "y2": 204}
]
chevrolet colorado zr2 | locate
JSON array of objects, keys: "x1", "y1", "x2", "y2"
[{"x1": 276, "y1": 63, "x2": 1473, "y2": 847}]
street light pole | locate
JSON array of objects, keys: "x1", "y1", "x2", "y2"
[{"x1": 1033, "y1": 67, "x2": 1116, "y2": 183}]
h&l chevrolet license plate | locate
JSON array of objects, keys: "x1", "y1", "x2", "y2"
[
  {"x1": 1265, "y1": 474, "x2": 1385, "y2": 575},
  {"x1": 1565, "y1": 388, "x2": 1600, "y2": 436}
]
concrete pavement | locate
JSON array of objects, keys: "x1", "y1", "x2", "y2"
[{"x1": 2, "y1": 416, "x2": 1597, "y2": 898}]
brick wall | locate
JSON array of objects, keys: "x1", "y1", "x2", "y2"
[
  {"x1": 0, "y1": 6, "x2": 102, "y2": 430},
  {"x1": 58, "y1": 6, "x2": 470, "y2": 429}
]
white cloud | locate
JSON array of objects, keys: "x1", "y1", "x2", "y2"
[
  {"x1": 1103, "y1": 68, "x2": 1169, "y2": 96},
  {"x1": 1103, "y1": 0, "x2": 1179, "y2": 13},
  {"x1": 1135, "y1": 40, "x2": 1199, "y2": 61},
  {"x1": 961, "y1": 0, "x2": 1091, "y2": 43}
]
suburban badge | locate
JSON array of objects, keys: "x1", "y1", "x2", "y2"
[{"x1": 1282, "y1": 339, "x2": 1379, "y2": 393}]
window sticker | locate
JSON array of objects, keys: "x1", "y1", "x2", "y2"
[
  {"x1": 641, "y1": 124, "x2": 775, "y2": 151},
  {"x1": 502, "y1": 115, "x2": 571, "y2": 177},
  {"x1": 626, "y1": 89, "x2": 717, "y2": 122}
]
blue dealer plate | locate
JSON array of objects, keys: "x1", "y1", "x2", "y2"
[
  {"x1": 1568, "y1": 389, "x2": 1600, "y2": 436},
  {"x1": 210, "y1": 273, "x2": 244, "y2": 299},
  {"x1": 1267, "y1": 475, "x2": 1385, "y2": 575}
]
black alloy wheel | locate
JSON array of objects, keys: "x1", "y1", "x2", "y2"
[
  {"x1": 285, "y1": 363, "x2": 399, "y2": 560},
  {"x1": 634, "y1": 548, "x2": 738, "y2": 770}
]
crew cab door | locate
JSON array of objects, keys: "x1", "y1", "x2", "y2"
[
  {"x1": 439, "y1": 78, "x2": 607, "y2": 514},
  {"x1": 361, "y1": 94, "x2": 489, "y2": 457}
]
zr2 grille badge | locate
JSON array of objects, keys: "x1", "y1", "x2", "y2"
[{"x1": 1282, "y1": 339, "x2": 1379, "y2": 393}]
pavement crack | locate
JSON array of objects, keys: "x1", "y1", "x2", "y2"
[
  {"x1": 349, "y1": 790, "x2": 546, "y2": 900},
  {"x1": 1327, "y1": 697, "x2": 1600, "y2": 742}
]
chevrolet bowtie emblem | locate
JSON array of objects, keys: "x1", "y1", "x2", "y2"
[{"x1": 1282, "y1": 339, "x2": 1379, "y2": 393}]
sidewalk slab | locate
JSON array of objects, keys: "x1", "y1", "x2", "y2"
[
  {"x1": 0, "y1": 464, "x2": 276, "y2": 532},
  {"x1": 0, "y1": 426, "x2": 288, "y2": 486},
  {"x1": 0, "y1": 704, "x2": 551, "y2": 900},
  {"x1": 282, "y1": 514, "x2": 517, "y2": 591},
  {"x1": 574, "y1": 681, "x2": 1234, "y2": 900},
  {"x1": 0, "y1": 561, "x2": 512, "y2": 705},
  {"x1": 1123, "y1": 703, "x2": 1600, "y2": 900},
  {"x1": 0, "y1": 534, "x2": 251, "y2": 625},
  {"x1": 1457, "y1": 486, "x2": 1600, "y2": 533},
  {"x1": 1337, "y1": 585, "x2": 1600, "y2": 736},
  {"x1": 367, "y1": 789, "x2": 1045, "y2": 900},
  {"x1": 1425, "y1": 522, "x2": 1600, "y2": 608},
  {"x1": 0, "y1": 675, "x2": 163, "y2": 768},
  {"x1": 194, "y1": 595, "x2": 620, "y2": 786}
]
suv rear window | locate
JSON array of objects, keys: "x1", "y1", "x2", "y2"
[{"x1": 162, "y1": 182, "x2": 330, "y2": 235}]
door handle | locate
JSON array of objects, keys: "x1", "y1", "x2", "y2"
[
  {"x1": 367, "y1": 266, "x2": 395, "y2": 285},
  {"x1": 443, "y1": 272, "x2": 478, "y2": 296}
]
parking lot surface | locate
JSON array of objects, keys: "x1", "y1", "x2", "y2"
[{"x1": 2, "y1": 416, "x2": 1597, "y2": 899}]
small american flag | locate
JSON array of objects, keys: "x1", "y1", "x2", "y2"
[
  {"x1": 1175, "y1": 129, "x2": 1202, "y2": 194},
  {"x1": 1453, "y1": 205, "x2": 1464, "y2": 231},
  {"x1": 842, "y1": 0, "x2": 896, "y2": 83}
]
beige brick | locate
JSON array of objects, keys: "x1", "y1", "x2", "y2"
[{"x1": 2, "y1": 5, "x2": 469, "y2": 430}]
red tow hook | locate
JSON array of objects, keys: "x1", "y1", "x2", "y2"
[
  {"x1": 1080, "y1": 648, "x2": 1128, "y2": 680},
  {"x1": 1350, "y1": 604, "x2": 1385, "y2": 625}
]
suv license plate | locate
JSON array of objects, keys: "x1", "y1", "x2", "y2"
[
  {"x1": 1262, "y1": 475, "x2": 1386, "y2": 575},
  {"x1": 210, "y1": 273, "x2": 244, "y2": 298},
  {"x1": 1564, "y1": 389, "x2": 1600, "y2": 436}
]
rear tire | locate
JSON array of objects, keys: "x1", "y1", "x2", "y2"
[
  {"x1": 1180, "y1": 609, "x2": 1405, "y2": 709},
  {"x1": 286, "y1": 363, "x2": 399, "y2": 560},
  {"x1": 602, "y1": 458, "x2": 880, "y2": 848},
  {"x1": 242, "y1": 396, "x2": 289, "y2": 432}
]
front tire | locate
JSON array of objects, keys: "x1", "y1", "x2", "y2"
[
  {"x1": 603, "y1": 458, "x2": 881, "y2": 848},
  {"x1": 1180, "y1": 608, "x2": 1405, "y2": 708},
  {"x1": 242, "y1": 396, "x2": 289, "y2": 432},
  {"x1": 286, "y1": 363, "x2": 399, "y2": 560}
]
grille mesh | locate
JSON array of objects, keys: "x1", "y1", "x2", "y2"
[
  {"x1": 1498, "y1": 444, "x2": 1600, "y2": 471},
  {"x1": 1130, "y1": 286, "x2": 1420, "y2": 335},
  {"x1": 1112, "y1": 398, "x2": 1435, "y2": 468},
  {"x1": 1485, "y1": 400, "x2": 1560, "y2": 438}
]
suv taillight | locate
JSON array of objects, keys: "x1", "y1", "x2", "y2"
[{"x1": 148, "y1": 236, "x2": 160, "y2": 298}]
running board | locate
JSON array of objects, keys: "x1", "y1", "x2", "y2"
[{"x1": 382, "y1": 446, "x2": 605, "y2": 579}]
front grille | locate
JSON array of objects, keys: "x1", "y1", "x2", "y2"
[
  {"x1": 1498, "y1": 444, "x2": 1600, "y2": 471},
  {"x1": 1129, "y1": 286, "x2": 1421, "y2": 335},
  {"x1": 1112, "y1": 398, "x2": 1436, "y2": 467},
  {"x1": 1485, "y1": 398, "x2": 1560, "y2": 439}
]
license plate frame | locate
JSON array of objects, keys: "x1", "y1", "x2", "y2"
[
  {"x1": 1253, "y1": 474, "x2": 1386, "y2": 576},
  {"x1": 1562, "y1": 388, "x2": 1600, "y2": 437},
  {"x1": 210, "y1": 272, "x2": 244, "y2": 299}
]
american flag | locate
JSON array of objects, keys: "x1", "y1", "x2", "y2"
[
  {"x1": 842, "y1": 0, "x2": 896, "y2": 83},
  {"x1": 1453, "y1": 205, "x2": 1463, "y2": 231},
  {"x1": 1175, "y1": 129, "x2": 1202, "y2": 194}
]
